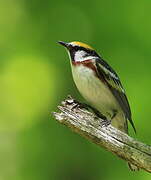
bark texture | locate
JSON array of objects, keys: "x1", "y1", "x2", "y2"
[{"x1": 53, "y1": 96, "x2": 151, "y2": 173}]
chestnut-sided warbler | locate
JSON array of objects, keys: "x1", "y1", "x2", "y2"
[{"x1": 58, "y1": 41, "x2": 138, "y2": 171}]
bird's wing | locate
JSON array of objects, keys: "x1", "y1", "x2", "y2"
[{"x1": 95, "y1": 58, "x2": 136, "y2": 133}]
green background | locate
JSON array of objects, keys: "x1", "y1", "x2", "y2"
[{"x1": 1, "y1": 0, "x2": 151, "y2": 179}]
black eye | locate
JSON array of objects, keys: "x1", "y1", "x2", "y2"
[
  {"x1": 71, "y1": 46, "x2": 100, "y2": 58},
  {"x1": 73, "y1": 46, "x2": 79, "y2": 51}
]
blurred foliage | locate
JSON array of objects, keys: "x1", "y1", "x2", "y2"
[{"x1": 0, "y1": 0, "x2": 151, "y2": 179}]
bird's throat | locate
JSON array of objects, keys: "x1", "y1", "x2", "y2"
[{"x1": 72, "y1": 60, "x2": 97, "y2": 75}]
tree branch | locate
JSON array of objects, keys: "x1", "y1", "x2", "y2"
[{"x1": 52, "y1": 96, "x2": 151, "y2": 173}]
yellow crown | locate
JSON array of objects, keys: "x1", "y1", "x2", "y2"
[{"x1": 71, "y1": 41, "x2": 94, "y2": 50}]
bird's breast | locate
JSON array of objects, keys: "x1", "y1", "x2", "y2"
[{"x1": 71, "y1": 64, "x2": 120, "y2": 118}]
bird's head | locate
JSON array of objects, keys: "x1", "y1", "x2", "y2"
[{"x1": 58, "y1": 41, "x2": 100, "y2": 62}]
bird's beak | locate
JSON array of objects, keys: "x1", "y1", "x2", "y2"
[{"x1": 58, "y1": 41, "x2": 69, "y2": 48}]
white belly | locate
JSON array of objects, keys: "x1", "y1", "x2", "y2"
[{"x1": 72, "y1": 65, "x2": 121, "y2": 118}]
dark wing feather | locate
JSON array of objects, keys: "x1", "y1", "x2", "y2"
[{"x1": 95, "y1": 58, "x2": 136, "y2": 133}]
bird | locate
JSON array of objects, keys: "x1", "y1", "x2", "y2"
[{"x1": 58, "y1": 40, "x2": 139, "y2": 171}]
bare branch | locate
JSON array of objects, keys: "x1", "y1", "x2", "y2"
[{"x1": 52, "y1": 96, "x2": 151, "y2": 173}]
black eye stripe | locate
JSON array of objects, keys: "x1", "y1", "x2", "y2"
[
  {"x1": 73, "y1": 46, "x2": 92, "y2": 53},
  {"x1": 69, "y1": 45, "x2": 100, "y2": 61},
  {"x1": 72, "y1": 46, "x2": 99, "y2": 56}
]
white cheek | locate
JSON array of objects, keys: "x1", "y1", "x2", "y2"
[
  {"x1": 74, "y1": 51, "x2": 86, "y2": 62},
  {"x1": 74, "y1": 51, "x2": 96, "y2": 62}
]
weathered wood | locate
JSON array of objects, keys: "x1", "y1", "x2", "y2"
[{"x1": 53, "y1": 96, "x2": 151, "y2": 173}]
